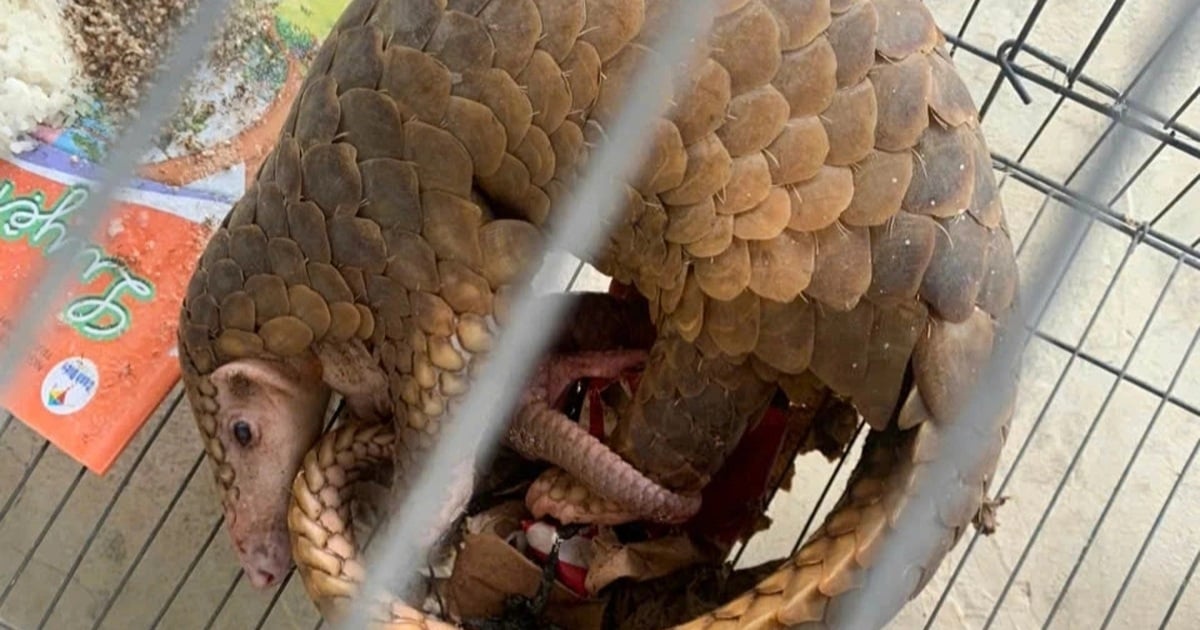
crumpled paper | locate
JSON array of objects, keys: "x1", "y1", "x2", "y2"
[{"x1": 584, "y1": 527, "x2": 714, "y2": 595}]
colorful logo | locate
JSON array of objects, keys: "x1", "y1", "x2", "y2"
[{"x1": 40, "y1": 357, "x2": 100, "y2": 416}]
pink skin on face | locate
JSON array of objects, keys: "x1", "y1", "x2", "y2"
[{"x1": 209, "y1": 357, "x2": 330, "y2": 589}]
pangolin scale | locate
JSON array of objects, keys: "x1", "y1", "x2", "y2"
[{"x1": 177, "y1": 0, "x2": 1020, "y2": 627}]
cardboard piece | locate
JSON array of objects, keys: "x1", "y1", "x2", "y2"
[{"x1": 446, "y1": 532, "x2": 607, "y2": 630}]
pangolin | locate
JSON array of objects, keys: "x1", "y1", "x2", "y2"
[{"x1": 175, "y1": 0, "x2": 1020, "y2": 627}]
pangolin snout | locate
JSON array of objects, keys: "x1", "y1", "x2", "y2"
[{"x1": 235, "y1": 535, "x2": 289, "y2": 590}]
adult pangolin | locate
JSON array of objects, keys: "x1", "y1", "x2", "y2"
[{"x1": 176, "y1": 0, "x2": 1020, "y2": 627}]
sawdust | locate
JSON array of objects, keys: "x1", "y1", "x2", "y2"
[{"x1": 63, "y1": 0, "x2": 279, "y2": 118}]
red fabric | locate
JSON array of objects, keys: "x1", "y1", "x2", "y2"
[
  {"x1": 685, "y1": 402, "x2": 789, "y2": 546},
  {"x1": 519, "y1": 520, "x2": 594, "y2": 597}
]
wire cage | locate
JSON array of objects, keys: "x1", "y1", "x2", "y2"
[{"x1": 0, "y1": 0, "x2": 1198, "y2": 629}]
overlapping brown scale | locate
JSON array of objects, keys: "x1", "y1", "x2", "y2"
[
  {"x1": 294, "y1": 75, "x2": 342, "y2": 150},
  {"x1": 966, "y1": 126, "x2": 1002, "y2": 228},
  {"x1": 403, "y1": 121, "x2": 474, "y2": 198},
  {"x1": 841, "y1": 149, "x2": 913, "y2": 226},
  {"x1": 218, "y1": 292, "x2": 255, "y2": 332},
  {"x1": 561, "y1": 41, "x2": 602, "y2": 123},
  {"x1": 785, "y1": 165, "x2": 854, "y2": 232},
  {"x1": 825, "y1": 0, "x2": 878, "y2": 87},
  {"x1": 748, "y1": 228, "x2": 814, "y2": 302},
  {"x1": 425, "y1": 10, "x2": 495, "y2": 73},
  {"x1": 734, "y1": 187, "x2": 791, "y2": 240},
  {"x1": 753, "y1": 295, "x2": 814, "y2": 373},
  {"x1": 920, "y1": 214, "x2": 991, "y2": 323},
  {"x1": 478, "y1": 0, "x2": 541, "y2": 75},
  {"x1": 206, "y1": 258, "x2": 245, "y2": 302},
  {"x1": 548, "y1": 121, "x2": 584, "y2": 178},
  {"x1": 437, "y1": 96, "x2": 506, "y2": 178},
  {"x1": 329, "y1": 25, "x2": 385, "y2": 92},
  {"x1": 977, "y1": 226, "x2": 1019, "y2": 318},
  {"x1": 928, "y1": 50, "x2": 977, "y2": 128},
  {"x1": 515, "y1": 126, "x2": 556, "y2": 188},
  {"x1": 412, "y1": 291, "x2": 457, "y2": 338},
  {"x1": 381, "y1": 46, "x2": 451, "y2": 123},
  {"x1": 591, "y1": 43, "x2": 669, "y2": 130},
  {"x1": 809, "y1": 299, "x2": 872, "y2": 396},
  {"x1": 245, "y1": 274, "x2": 289, "y2": 325},
  {"x1": 364, "y1": 273, "x2": 410, "y2": 336},
  {"x1": 275, "y1": 137, "x2": 302, "y2": 200},
  {"x1": 368, "y1": 0, "x2": 443, "y2": 50},
  {"x1": 704, "y1": 291, "x2": 761, "y2": 356},
  {"x1": 853, "y1": 300, "x2": 928, "y2": 429},
  {"x1": 683, "y1": 214, "x2": 733, "y2": 258},
  {"x1": 302, "y1": 143, "x2": 362, "y2": 217},
  {"x1": 902, "y1": 122, "x2": 976, "y2": 218},
  {"x1": 358, "y1": 159, "x2": 421, "y2": 232},
  {"x1": 805, "y1": 222, "x2": 871, "y2": 311},
  {"x1": 436, "y1": 260, "x2": 494, "y2": 316},
  {"x1": 693, "y1": 238, "x2": 751, "y2": 301},
  {"x1": 866, "y1": 211, "x2": 937, "y2": 305},
  {"x1": 383, "y1": 229, "x2": 439, "y2": 291},
  {"x1": 420, "y1": 190, "x2": 484, "y2": 268},
  {"x1": 328, "y1": 216, "x2": 388, "y2": 274},
  {"x1": 478, "y1": 219, "x2": 543, "y2": 287},
  {"x1": 764, "y1": 117, "x2": 828, "y2": 189},
  {"x1": 671, "y1": 272, "x2": 706, "y2": 342},
  {"x1": 868, "y1": 53, "x2": 931, "y2": 152},
  {"x1": 773, "y1": 37, "x2": 837, "y2": 118},
  {"x1": 821, "y1": 80, "x2": 878, "y2": 166},
  {"x1": 913, "y1": 307, "x2": 995, "y2": 423},
  {"x1": 718, "y1": 84, "x2": 790, "y2": 157},
  {"x1": 765, "y1": 0, "x2": 832, "y2": 50},
  {"x1": 576, "y1": 0, "x2": 644, "y2": 65},
  {"x1": 709, "y1": 0, "x2": 782, "y2": 96},
  {"x1": 268, "y1": 238, "x2": 309, "y2": 286},
  {"x1": 519, "y1": 50, "x2": 572, "y2": 133},
  {"x1": 872, "y1": 0, "x2": 939, "y2": 59},
  {"x1": 182, "y1": 324, "x2": 217, "y2": 375},
  {"x1": 308, "y1": 262, "x2": 356, "y2": 304},
  {"x1": 629, "y1": 119, "x2": 687, "y2": 196},
  {"x1": 255, "y1": 183, "x2": 288, "y2": 238},
  {"x1": 531, "y1": 0, "x2": 584, "y2": 62},
  {"x1": 261, "y1": 315, "x2": 317, "y2": 356},
  {"x1": 665, "y1": 198, "x2": 717, "y2": 244},
  {"x1": 716, "y1": 153, "x2": 773, "y2": 215},
  {"x1": 189, "y1": 293, "x2": 220, "y2": 332},
  {"x1": 216, "y1": 329, "x2": 263, "y2": 359},
  {"x1": 661, "y1": 133, "x2": 732, "y2": 206},
  {"x1": 228, "y1": 187, "x2": 257, "y2": 228},
  {"x1": 228, "y1": 225, "x2": 271, "y2": 277},
  {"x1": 322, "y1": 302, "x2": 359, "y2": 342},
  {"x1": 286, "y1": 201, "x2": 333, "y2": 263},
  {"x1": 461, "y1": 69, "x2": 536, "y2": 152},
  {"x1": 330, "y1": 0, "x2": 378, "y2": 32},
  {"x1": 669, "y1": 58, "x2": 731, "y2": 146},
  {"x1": 284, "y1": 283, "x2": 330, "y2": 340}
]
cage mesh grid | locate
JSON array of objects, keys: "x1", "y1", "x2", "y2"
[{"x1": 0, "y1": 0, "x2": 1198, "y2": 628}]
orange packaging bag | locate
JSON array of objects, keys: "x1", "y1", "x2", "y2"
[{"x1": 0, "y1": 156, "x2": 229, "y2": 474}]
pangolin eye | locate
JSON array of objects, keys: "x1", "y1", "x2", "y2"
[{"x1": 232, "y1": 420, "x2": 253, "y2": 447}]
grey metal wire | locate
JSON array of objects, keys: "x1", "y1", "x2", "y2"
[
  {"x1": 0, "y1": 0, "x2": 236, "y2": 390},
  {"x1": 835, "y1": 2, "x2": 1200, "y2": 628},
  {"x1": 336, "y1": 2, "x2": 721, "y2": 627}
]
